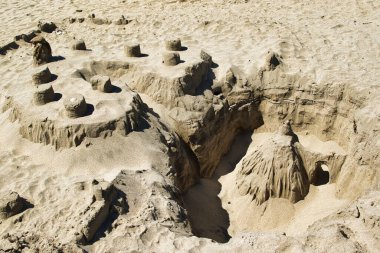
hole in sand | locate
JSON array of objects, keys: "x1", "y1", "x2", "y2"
[
  {"x1": 312, "y1": 163, "x2": 330, "y2": 186},
  {"x1": 182, "y1": 130, "x2": 252, "y2": 243},
  {"x1": 183, "y1": 125, "x2": 348, "y2": 240}
]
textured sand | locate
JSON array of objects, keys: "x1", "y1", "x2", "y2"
[
  {"x1": 219, "y1": 132, "x2": 350, "y2": 236},
  {"x1": 0, "y1": 0, "x2": 379, "y2": 252}
]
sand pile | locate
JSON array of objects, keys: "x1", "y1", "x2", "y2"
[
  {"x1": 236, "y1": 121, "x2": 310, "y2": 205},
  {"x1": 0, "y1": 0, "x2": 379, "y2": 252}
]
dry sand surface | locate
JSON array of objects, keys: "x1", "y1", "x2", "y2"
[{"x1": 0, "y1": 0, "x2": 379, "y2": 252}]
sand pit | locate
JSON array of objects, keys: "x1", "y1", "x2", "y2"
[
  {"x1": 0, "y1": 0, "x2": 379, "y2": 252},
  {"x1": 217, "y1": 129, "x2": 349, "y2": 236}
]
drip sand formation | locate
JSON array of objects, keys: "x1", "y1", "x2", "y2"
[{"x1": 0, "y1": 14, "x2": 378, "y2": 253}]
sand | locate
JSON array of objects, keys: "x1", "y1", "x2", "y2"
[
  {"x1": 0, "y1": 0, "x2": 379, "y2": 252},
  {"x1": 219, "y1": 131, "x2": 350, "y2": 236}
]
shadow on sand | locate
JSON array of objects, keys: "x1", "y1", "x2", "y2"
[{"x1": 182, "y1": 130, "x2": 253, "y2": 243}]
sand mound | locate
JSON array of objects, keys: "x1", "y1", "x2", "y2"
[{"x1": 236, "y1": 121, "x2": 309, "y2": 204}]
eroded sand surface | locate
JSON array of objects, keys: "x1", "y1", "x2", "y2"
[{"x1": 0, "y1": 0, "x2": 379, "y2": 252}]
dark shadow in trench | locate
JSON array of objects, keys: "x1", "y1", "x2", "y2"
[
  {"x1": 311, "y1": 161, "x2": 330, "y2": 186},
  {"x1": 182, "y1": 130, "x2": 253, "y2": 243}
]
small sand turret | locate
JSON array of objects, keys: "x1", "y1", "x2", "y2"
[
  {"x1": 64, "y1": 94, "x2": 87, "y2": 118},
  {"x1": 33, "y1": 84, "x2": 55, "y2": 105},
  {"x1": 124, "y1": 43, "x2": 141, "y2": 57},
  {"x1": 30, "y1": 36, "x2": 52, "y2": 65},
  {"x1": 71, "y1": 39, "x2": 87, "y2": 50},
  {"x1": 200, "y1": 49, "x2": 212, "y2": 64},
  {"x1": 162, "y1": 52, "x2": 180, "y2": 66},
  {"x1": 90, "y1": 75, "x2": 112, "y2": 92},
  {"x1": 32, "y1": 67, "x2": 52, "y2": 85},
  {"x1": 165, "y1": 38, "x2": 182, "y2": 51}
]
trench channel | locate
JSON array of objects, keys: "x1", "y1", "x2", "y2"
[{"x1": 182, "y1": 130, "x2": 253, "y2": 243}]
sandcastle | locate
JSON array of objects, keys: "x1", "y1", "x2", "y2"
[
  {"x1": 0, "y1": 6, "x2": 378, "y2": 251},
  {"x1": 0, "y1": 31, "x2": 156, "y2": 149}
]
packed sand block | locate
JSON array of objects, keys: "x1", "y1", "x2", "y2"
[
  {"x1": 124, "y1": 43, "x2": 141, "y2": 57},
  {"x1": 2, "y1": 84, "x2": 148, "y2": 148},
  {"x1": 129, "y1": 59, "x2": 212, "y2": 107},
  {"x1": 77, "y1": 179, "x2": 127, "y2": 243},
  {"x1": 37, "y1": 21, "x2": 57, "y2": 33},
  {"x1": 162, "y1": 52, "x2": 180, "y2": 66},
  {"x1": 32, "y1": 67, "x2": 52, "y2": 85}
]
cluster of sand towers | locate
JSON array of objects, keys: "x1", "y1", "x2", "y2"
[
  {"x1": 124, "y1": 38, "x2": 213, "y2": 68},
  {"x1": 30, "y1": 35, "x2": 106, "y2": 118},
  {"x1": 124, "y1": 38, "x2": 195, "y2": 66},
  {"x1": 31, "y1": 36, "x2": 57, "y2": 107},
  {"x1": 30, "y1": 34, "x2": 212, "y2": 119},
  {"x1": 162, "y1": 39, "x2": 183, "y2": 66}
]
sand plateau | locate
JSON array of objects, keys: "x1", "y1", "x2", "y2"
[{"x1": 0, "y1": 0, "x2": 379, "y2": 252}]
